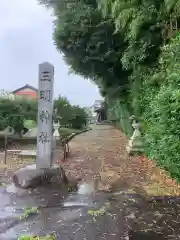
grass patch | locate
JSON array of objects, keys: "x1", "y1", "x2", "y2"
[
  {"x1": 18, "y1": 209, "x2": 56, "y2": 239},
  {"x1": 88, "y1": 206, "x2": 107, "y2": 217},
  {"x1": 18, "y1": 234, "x2": 56, "y2": 240},
  {"x1": 0, "y1": 182, "x2": 7, "y2": 187},
  {"x1": 20, "y1": 207, "x2": 39, "y2": 220}
]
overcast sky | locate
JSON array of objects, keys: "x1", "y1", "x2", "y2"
[{"x1": 0, "y1": 0, "x2": 102, "y2": 107}]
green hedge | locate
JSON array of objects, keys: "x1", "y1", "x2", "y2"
[
  {"x1": 0, "y1": 135, "x2": 37, "y2": 149},
  {"x1": 58, "y1": 127, "x2": 82, "y2": 138},
  {"x1": 142, "y1": 35, "x2": 180, "y2": 180},
  {"x1": 108, "y1": 34, "x2": 180, "y2": 180},
  {"x1": 107, "y1": 99, "x2": 133, "y2": 137}
]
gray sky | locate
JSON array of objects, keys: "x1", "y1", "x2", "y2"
[{"x1": 0, "y1": 0, "x2": 102, "y2": 107}]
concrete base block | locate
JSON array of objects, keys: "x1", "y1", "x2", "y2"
[{"x1": 12, "y1": 164, "x2": 67, "y2": 189}]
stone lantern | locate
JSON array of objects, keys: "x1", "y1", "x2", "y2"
[
  {"x1": 126, "y1": 115, "x2": 144, "y2": 155},
  {"x1": 53, "y1": 108, "x2": 61, "y2": 140}
]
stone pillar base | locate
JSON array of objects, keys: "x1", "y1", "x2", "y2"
[
  {"x1": 126, "y1": 145, "x2": 144, "y2": 155},
  {"x1": 12, "y1": 164, "x2": 67, "y2": 189}
]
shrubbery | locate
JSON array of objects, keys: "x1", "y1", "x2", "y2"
[
  {"x1": 0, "y1": 98, "x2": 37, "y2": 135},
  {"x1": 143, "y1": 35, "x2": 180, "y2": 179},
  {"x1": 0, "y1": 95, "x2": 88, "y2": 137},
  {"x1": 39, "y1": 0, "x2": 180, "y2": 180},
  {"x1": 54, "y1": 95, "x2": 88, "y2": 129},
  {"x1": 109, "y1": 35, "x2": 180, "y2": 179}
]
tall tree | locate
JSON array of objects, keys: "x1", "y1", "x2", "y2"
[
  {"x1": 54, "y1": 95, "x2": 88, "y2": 128},
  {"x1": 0, "y1": 98, "x2": 37, "y2": 135},
  {"x1": 54, "y1": 95, "x2": 72, "y2": 126},
  {"x1": 39, "y1": 0, "x2": 131, "y2": 101}
]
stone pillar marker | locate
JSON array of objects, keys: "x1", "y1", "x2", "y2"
[
  {"x1": 12, "y1": 62, "x2": 67, "y2": 189},
  {"x1": 36, "y1": 62, "x2": 54, "y2": 169}
]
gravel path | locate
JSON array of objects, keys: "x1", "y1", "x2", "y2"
[{"x1": 63, "y1": 124, "x2": 180, "y2": 196}]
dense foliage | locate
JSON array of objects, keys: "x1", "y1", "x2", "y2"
[
  {"x1": 0, "y1": 95, "x2": 87, "y2": 136},
  {"x1": 39, "y1": 0, "x2": 180, "y2": 179},
  {"x1": 54, "y1": 96, "x2": 73, "y2": 126},
  {"x1": 143, "y1": 35, "x2": 180, "y2": 179},
  {"x1": 53, "y1": 95, "x2": 88, "y2": 129},
  {"x1": 0, "y1": 98, "x2": 37, "y2": 135}
]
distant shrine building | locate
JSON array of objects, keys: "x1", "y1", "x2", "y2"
[{"x1": 93, "y1": 100, "x2": 107, "y2": 123}]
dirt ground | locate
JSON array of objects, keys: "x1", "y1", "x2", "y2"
[
  {"x1": 1, "y1": 124, "x2": 180, "y2": 196},
  {"x1": 61, "y1": 124, "x2": 180, "y2": 196},
  {"x1": 0, "y1": 152, "x2": 35, "y2": 179},
  {"x1": 1, "y1": 124, "x2": 180, "y2": 239}
]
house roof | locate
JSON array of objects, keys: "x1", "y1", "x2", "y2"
[
  {"x1": 94, "y1": 100, "x2": 103, "y2": 104},
  {"x1": 93, "y1": 100, "x2": 105, "y2": 112},
  {"x1": 12, "y1": 84, "x2": 38, "y2": 94},
  {"x1": 93, "y1": 100, "x2": 103, "y2": 108}
]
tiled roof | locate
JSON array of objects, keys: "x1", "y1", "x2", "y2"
[{"x1": 12, "y1": 84, "x2": 38, "y2": 94}]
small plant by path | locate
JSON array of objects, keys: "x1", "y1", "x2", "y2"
[
  {"x1": 17, "y1": 234, "x2": 56, "y2": 240},
  {"x1": 0, "y1": 182, "x2": 6, "y2": 187},
  {"x1": 88, "y1": 205, "x2": 107, "y2": 217},
  {"x1": 20, "y1": 207, "x2": 39, "y2": 220}
]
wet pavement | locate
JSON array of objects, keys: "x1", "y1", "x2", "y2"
[
  {"x1": 1, "y1": 124, "x2": 180, "y2": 239},
  {"x1": 0, "y1": 181, "x2": 179, "y2": 239}
]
